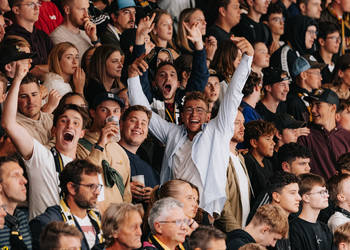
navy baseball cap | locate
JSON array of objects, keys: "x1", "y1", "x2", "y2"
[
  {"x1": 91, "y1": 92, "x2": 125, "y2": 109},
  {"x1": 305, "y1": 88, "x2": 339, "y2": 108}
]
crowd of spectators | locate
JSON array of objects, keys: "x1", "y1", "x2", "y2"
[{"x1": 0, "y1": 0, "x2": 350, "y2": 249}]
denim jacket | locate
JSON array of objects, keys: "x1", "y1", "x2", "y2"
[{"x1": 128, "y1": 54, "x2": 252, "y2": 215}]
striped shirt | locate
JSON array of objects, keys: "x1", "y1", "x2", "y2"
[{"x1": 0, "y1": 209, "x2": 32, "y2": 250}]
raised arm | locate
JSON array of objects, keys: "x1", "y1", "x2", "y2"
[
  {"x1": 215, "y1": 37, "x2": 254, "y2": 133},
  {"x1": 183, "y1": 22, "x2": 209, "y2": 93},
  {"x1": 1, "y1": 64, "x2": 34, "y2": 160}
]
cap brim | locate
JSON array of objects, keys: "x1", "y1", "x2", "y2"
[
  {"x1": 0, "y1": 52, "x2": 35, "y2": 65},
  {"x1": 285, "y1": 120, "x2": 306, "y2": 129}
]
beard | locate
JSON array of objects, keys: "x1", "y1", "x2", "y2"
[{"x1": 74, "y1": 192, "x2": 96, "y2": 209}]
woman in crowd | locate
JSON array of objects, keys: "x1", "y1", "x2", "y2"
[
  {"x1": 252, "y1": 42, "x2": 270, "y2": 77},
  {"x1": 211, "y1": 39, "x2": 242, "y2": 101},
  {"x1": 325, "y1": 62, "x2": 350, "y2": 100},
  {"x1": 150, "y1": 9, "x2": 179, "y2": 59},
  {"x1": 85, "y1": 44, "x2": 124, "y2": 106},
  {"x1": 81, "y1": 46, "x2": 96, "y2": 76},
  {"x1": 44, "y1": 42, "x2": 85, "y2": 98}
]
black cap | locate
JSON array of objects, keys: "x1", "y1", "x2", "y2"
[
  {"x1": 273, "y1": 113, "x2": 306, "y2": 132},
  {"x1": 0, "y1": 44, "x2": 35, "y2": 66},
  {"x1": 91, "y1": 92, "x2": 125, "y2": 109},
  {"x1": 263, "y1": 67, "x2": 291, "y2": 86},
  {"x1": 304, "y1": 88, "x2": 339, "y2": 108}
]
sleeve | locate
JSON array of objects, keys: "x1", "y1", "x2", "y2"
[
  {"x1": 184, "y1": 49, "x2": 209, "y2": 92},
  {"x1": 214, "y1": 54, "x2": 252, "y2": 133},
  {"x1": 128, "y1": 76, "x2": 175, "y2": 144}
]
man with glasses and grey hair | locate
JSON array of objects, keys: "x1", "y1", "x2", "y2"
[
  {"x1": 30, "y1": 159, "x2": 103, "y2": 250},
  {"x1": 145, "y1": 197, "x2": 190, "y2": 250}
]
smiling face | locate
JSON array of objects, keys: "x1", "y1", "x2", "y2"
[
  {"x1": 0, "y1": 161, "x2": 27, "y2": 204},
  {"x1": 265, "y1": 79, "x2": 290, "y2": 102},
  {"x1": 53, "y1": 109, "x2": 85, "y2": 153},
  {"x1": 181, "y1": 99, "x2": 210, "y2": 139},
  {"x1": 311, "y1": 101, "x2": 336, "y2": 127},
  {"x1": 18, "y1": 82, "x2": 42, "y2": 120},
  {"x1": 155, "y1": 64, "x2": 179, "y2": 102},
  {"x1": 60, "y1": 47, "x2": 79, "y2": 77},
  {"x1": 106, "y1": 50, "x2": 123, "y2": 79},
  {"x1": 120, "y1": 110, "x2": 149, "y2": 148}
]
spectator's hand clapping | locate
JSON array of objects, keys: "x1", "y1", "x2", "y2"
[
  {"x1": 183, "y1": 22, "x2": 204, "y2": 50},
  {"x1": 205, "y1": 36, "x2": 217, "y2": 62},
  {"x1": 73, "y1": 67, "x2": 86, "y2": 94},
  {"x1": 128, "y1": 55, "x2": 148, "y2": 78},
  {"x1": 231, "y1": 36, "x2": 254, "y2": 57}
]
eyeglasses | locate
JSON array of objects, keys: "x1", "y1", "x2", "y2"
[
  {"x1": 271, "y1": 17, "x2": 285, "y2": 23},
  {"x1": 183, "y1": 107, "x2": 208, "y2": 115},
  {"x1": 308, "y1": 189, "x2": 329, "y2": 197},
  {"x1": 306, "y1": 29, "x2": 318, "y2": 36},
  {"x1": 158, "y1": 218, "x2": 191, "y2": 227},
  {"x1": 74, "y1": 183, "x2": 103, "y2": 192},
  {"x1": 326, "y1": 36, "x2": 341, "y2": 43},
  {"x1": 17, "y1": 1, "x2": 42, "y2": 8}
]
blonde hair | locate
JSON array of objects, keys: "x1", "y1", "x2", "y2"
[
  {"x1": 102, "y1": 203, "x2": 144, "y2": 247},
  {"x1": 334, "y1": 222, "x2": 350, "y2": 246},
  {"x1": 239, "y1": 243, "x2": 267, "y2": 250},
  {"x1": 176, "y1": 8, "x2": 202, "y2": 53},
  {"x1": 250, "y1": 204, "x2": 289, "y2": 238},
  {"x1": 48, "y1": 42, "x2": 78, "y2": 77}
]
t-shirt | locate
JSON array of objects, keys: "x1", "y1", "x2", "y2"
[
  {"x1": 289, "y1": 217, "x2": 334, "y2": 250},
  {"x1": 74, "y1": 215, "x2": 96, "y2": 249},
  {"x1": 244, "y1": 152, "x2": 274, "y2": 202},
  {"x1": 34, "y1": 1, "x2": 63, "y2": 35},
  {"x1": 227, "y1": 229, "x2": 256, "y2": 250},
  {"x1": 255, "y1": 101, "x2": 287, "y2": 122},
  {"x1": 50, "y1": 25, "x2": 92, "y2": 63},
  {"x1": 24, "y1": 139, "x2": 72, "y2": 219},
  {"x1": 173, "y1": 139, "x2": 203, "y2": 195},
  {"x1": 230, "y1": 153, "x2": 250, "y2": 226}
]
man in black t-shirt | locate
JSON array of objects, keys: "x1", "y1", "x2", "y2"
[{"x1": 289, "y1": 173, "x2": 334, "y2": 250}]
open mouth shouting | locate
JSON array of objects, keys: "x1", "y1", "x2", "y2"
[{"x1": 63, "y1": 132, "x2": 74, "y2": 142}]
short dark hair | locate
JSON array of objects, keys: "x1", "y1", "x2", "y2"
[
  {"x1": 121, "y1": 105, "x2": 152, "y2": 122},
  {"x1": 188, "y1": 226, "x2": 226, "y2": 250},
  {"x1": 40, "y1": 221, "x2": 82, "y2": 250},
  {"x1": 298, "y1": 173, "x2": 325, "y2": 196},
  {"x1": 182, "y1": 91, "x2": 209, "y2": 111},
  {"x1": 53, "y1": 104, "x2": 88, "y2": 129},
  {"x1": 318, "y1": 22, "x2": 340, "y2": 40},
  {"x1": 267, "y1": 3, "x2": 283, "y2": 17},
  {"x1": 328, "y1": 173, "x2": 350, "y2": 205},
  {"x1": 336, "y1": 152, "x2": 350, "y2": 173},
  {"x1": 0, "y1": 154, "x2": 21, "y2": 182},
  {"x1": 21, "y1": 73, "x2": 40, "y2": 88},
  {"x1": 269, "y1": 171, "x2": 300, "y2": 197},
  {"x1": 59, "y1": 159, "x2": 101, "y2": 197},
  {"x1": 242, "y1": 71, "x2": 262, "y2": 97},
  {"x1": 244, "y1": 120, "x2": 276, "y2": 149},
  {"x1": 155, "y1": 61, "x2": 178, "y2": 77},
  {"x1": 337, "y1": 99, "x2": 350, "y2": 114},
  {"x1": 277, "y1": 143, "x2": 311, "y2": 167}
]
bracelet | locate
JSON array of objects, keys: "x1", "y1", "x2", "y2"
[
  {"x1": 206, "y1": 57, "x2": 212, "y2": 62},
  {"x1": 94, "y1": 144, "x2": 104, "y2": 152},
  {"x1": 91, "y1": 39, "x2": 100, "y2": 46}
]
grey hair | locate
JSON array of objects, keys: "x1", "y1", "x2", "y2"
[{"x1": 148, "y1": 197, "x2": 184, "y2": 235}]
